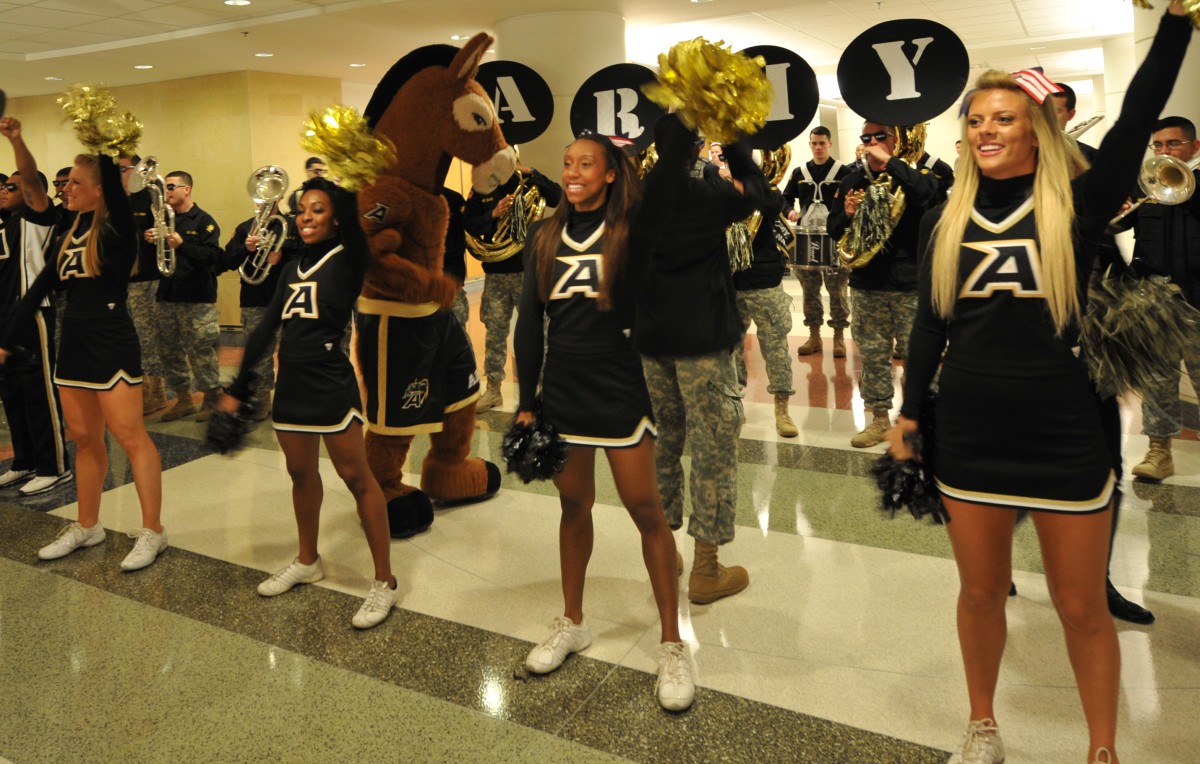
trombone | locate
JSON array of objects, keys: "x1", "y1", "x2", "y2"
[
  {"x1": 240, "y1": 166, "x2": 290, "y2": 285},
  {"x1": 1110, "y1": 154, "x2": 1198, "y2": 226},
  {"x1": 128, "y1": 157, "x2": 175, "y2": 277}
]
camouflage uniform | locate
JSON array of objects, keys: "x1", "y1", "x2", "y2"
[
  {"x1": 239, "y1": 306, "x2": 278, "y2": 410},
  {"x1": 480, "y1": 271, "x2": 522, "y2": 383},
  {"x1": 851, "y1": 289, "x2": 916, "y2": 410},
  {"x1": 795, "y1": 267, "x2": 850, "y2": 329},
  {"x1": 1141, "y1": 348, "x2": 1200, "y2": 438},
  {"x1": 157, "y1": 302, "x2": 221, "y2": 394},
  {"x1": 126, "y1": 280, "x2": 162, "y2": 376},
  {"x1": 642, "y1": 351, "x2": 744, "y2": 545},
  {"x1": 734, "y1": 286, "x2": 795, "y2": 395},
  {"x1": 452, "y1": 287, "x2": 469, "y2": 331}
]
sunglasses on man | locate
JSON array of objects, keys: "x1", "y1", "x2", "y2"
[
  {"x1": 2, "y1": 182, "x2": 18, "y2": 192},
  {"x1": 860, "y1": 131, "x2": 895, "y2": 144}
]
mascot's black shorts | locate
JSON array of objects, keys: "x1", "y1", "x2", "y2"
[{"x1": 355, "y1": 299, "x2": 480, "y2": 435}]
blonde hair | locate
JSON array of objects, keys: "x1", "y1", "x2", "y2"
[
  {"x1": 58, "y1": 155, "x2": 107, "y2": 278},
  {"x1": 930, "y1": 71, "x2": 1089, "y2": 335}
]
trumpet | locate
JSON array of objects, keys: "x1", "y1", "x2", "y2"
[
  {"x1": 1109, "y1": 154, "x2": 1198, "y2": 226},
  {"x1": 240, "y1": 166, "x2": 290, "y2": 285},
  {"x1": 128, "y1": 157, "x2": 175, "y2": 277}
]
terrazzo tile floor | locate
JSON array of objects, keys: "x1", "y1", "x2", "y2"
[{"x1": 1, "y1": 279, "x2": 1198, "y2": 763}]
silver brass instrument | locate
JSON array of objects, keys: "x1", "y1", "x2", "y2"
[
  {"x1": 838, "y1": 123, "x2": 927, "y2": 270},
  {"x1": 464, "y1": 167, "x2": 547, "y2": 263},
  {"x1": 128, "y1": 157, "x2": 176, "y2": 277},
  {"x1": 1110, "y1": 154, "x2": 1198, "y2": 226},
  {"x1": 241, "y1": 165, "x2": 290, "y2": 285},
  {"x1": 1066, "y1": 114, "x2": 1104, "y2": 139}
]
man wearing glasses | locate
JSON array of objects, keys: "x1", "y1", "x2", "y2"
[
  {"x1": 0, "y1": 116, "x2": 72, "y2": 495},
  {"x1": 1123, "y1": 116, "x2": 1200, "y2": 483},
  {"x1": 827, "y1": 121, "x2": 938, "y2": 448},
  {"x1": 152, "y1": 170, "x2": 223, "y2": 424},
  {"x1": 286, "y1": 156, "x2": 329, "y2": 215}
]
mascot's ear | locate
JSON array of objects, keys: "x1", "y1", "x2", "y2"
[{"x1": 453, "y1": 32, "x2": 493, "y2": 82}]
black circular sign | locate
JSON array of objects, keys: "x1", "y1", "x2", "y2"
[
  {"x1": 837, "y1": 19, "x2": 968, "y2": 126},
  {"x1": 570, "y1": 63, "x2": 665, "y2": 152},
  {"x1": 738, "y1": 45, "x2": 819, "y2": 150},
  {"x1": 476, "y1": 60, "x2": 554, "y2": 145}
]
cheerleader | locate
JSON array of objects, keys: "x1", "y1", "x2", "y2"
[
  {"x1": 219, "y1": 178, "x2": 396, "y2": 629},
  {"x1": 886, "y1": 5, "x2": 1194, "y2": 763},
  {"x1": 0, "y1": 140, "x2": 166, "y2": 571},
  {"x1": 513, "y1": 134, "x2": 692, "y2": 711}
]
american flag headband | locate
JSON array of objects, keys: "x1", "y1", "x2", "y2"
[{"x1": 958, "y1": 67, "x2": 1064, "y2": 116}]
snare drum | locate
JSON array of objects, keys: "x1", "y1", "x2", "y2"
[{"x1": 792, "y1": 226, "x2": 837, "y2": 271}]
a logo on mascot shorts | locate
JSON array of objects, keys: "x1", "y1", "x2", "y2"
[
  {"x1": 402, "y1": 378, "x2": 430, "y2": 409},
  {"x1": 476, "y1": 60, "x2": 554, "y2": 145},
  {"x1": 570, "y1": 63, "x2": 665, "y2": 152},
  {"x1": 836, "y1": 19, "x2": 968, "y2": 125}
]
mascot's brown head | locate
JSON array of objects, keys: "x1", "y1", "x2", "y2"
[{"x1": 364, "y1": 33, "x2": 514, "y2": 195}]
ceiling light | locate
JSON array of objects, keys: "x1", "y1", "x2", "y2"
[
  {"x1": 690, "y1": 0, "x2": 714, "y2": 4},
  {"x1": 1029, "y1": 46, "x2": 1046, "y2": 50},
  {"x1": 450, "y1": 34, "x2": 469, "y2": 41},
  {"x1": 255, "y1": 52, "x2": 273, "y2": 57},
  {"x1": 45, "y1": 76, "x2": 63, "y2": 81},
  {"x1": 225, "y1": 0, "x2": 251, "y2": 6},
  {"x1": 134, "y1": 64, "x2": 154, "y2": 70},
  {"x1": 349, "y1": 63, "x2": 366, "y2": 68}
]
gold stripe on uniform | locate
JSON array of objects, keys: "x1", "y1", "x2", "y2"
[
  {"x1": 936, "y1": 470, "x2": 1115, "y2": 513},
  {"x1": 355, "y1": 298, "x2": 440, "y2": 318}
]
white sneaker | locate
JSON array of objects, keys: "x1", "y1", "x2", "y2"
[
  {"x1": 19, "y1": 471, "x2": 73, "y2": 496},
  {"x1": 525, "y1": 616, "x2": 592, "y2": 674},
  {"x1": 120, "y1": 528, "x2": 168, "y2": 571},
  {"x1": 257, "y1": 557, "x2": 325, "y2": 597},
  {"x1": 656, "y1": 641, "x2": 695, "y2": 711},
  {"x1": 352, "y1": 578, "x2": 398, "y2": 629},
  {"x1": 948, "y1": 718, "x2": 1005, "y2": 764},
  {"x1": 37, "y1": 521, "x2": 106, "y2": 560},
  {"x1": 0, "y1": 468, "x2": 35, "y2": 487}
]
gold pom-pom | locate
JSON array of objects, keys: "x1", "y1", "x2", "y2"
[
  {"x1": 56, "y1": 84, "x2": 142, "y2": 156},
  {"x1": 641, "y1": 38, "x2": 773, "y2": 145},
  {"x1": 300, "y1": 105, "x2": 396, "y2": 192}
]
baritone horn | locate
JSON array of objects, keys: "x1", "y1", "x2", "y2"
[
  {"x1": 464, "y1": 167, "x2": 547, "y2": 263},
  {"x1": 241, "y1": 166, "x2": 290, "y2": 285},
  {"x1": 1109, "y1": 154, "x2": 1198, "y2": 226},
  {"x1": 128, "y1": 157, "x2": 175, "y2": 276}
]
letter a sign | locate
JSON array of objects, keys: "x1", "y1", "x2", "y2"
[
  {"x1": 837, "y1": 19, "x2": 968, "y2": 125},
  {"x1": 570, "y1": 63, "x2": 665, "y2": 151},
  {"x1": 476, "y1": 60, "x2": 555, "y2": 144}
]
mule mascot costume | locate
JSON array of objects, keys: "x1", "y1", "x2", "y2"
[{"x1": 356, "y1": 33, "x2": 513, "y2": 536}]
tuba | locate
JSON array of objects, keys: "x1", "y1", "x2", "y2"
[
  {"x1": 837, "y1": 123, "x2": 927, "y2": 270},
  {"x1": 128, "y1": 157, "x2": 175, "y2": 277},
  {"x1": 465, "y1": 161, "x2": 548, "y2": 263},
  {"x1": 240, "y1": 166, "x2": 290, "y2": 285},
  {"x1": 1110, "y1": 154, "x2": 1198, "y2": 226}
]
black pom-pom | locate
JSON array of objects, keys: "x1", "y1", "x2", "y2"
[
  {"x1": 871, "y1": 391, "x2": 947, "y2": 524},
  {"x1": 206, "y1": 400, "x2": 254, "y2": 455},
  {"x1": 501, "y1": 410, "x2": 570, "y2": 484}
]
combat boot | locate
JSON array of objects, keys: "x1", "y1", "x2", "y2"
[
  {"x1": 688, "y1": 540, "x2": 749, "y2": 604},
  {"x1": 851, "y1": 408, "x2": 891, "y2": 448},
  {"x1": 774, "y1": 394, "x2": 798, "y2": 438},
  {"x1": 142, "y1": 376, "x2": 167, "y2": 415},
  {"x1": 796, "y1": 327, "x2": 822, "y2": 356},
  {"x1": 1132, "y1": 437, "x2": 1174, "y2": 481},
  {"x1": 477, "y1": 379, "x2": 503, "y2": 413},
  {"x1": 194, "y1": 390, "x2": 221, "y2": 423},
  {"x1": 832, "y1": 329, "x2": 847, "y2": 358},
  {"x1": 161, "y1": 387, "x2": 196, "y2": 422}
]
